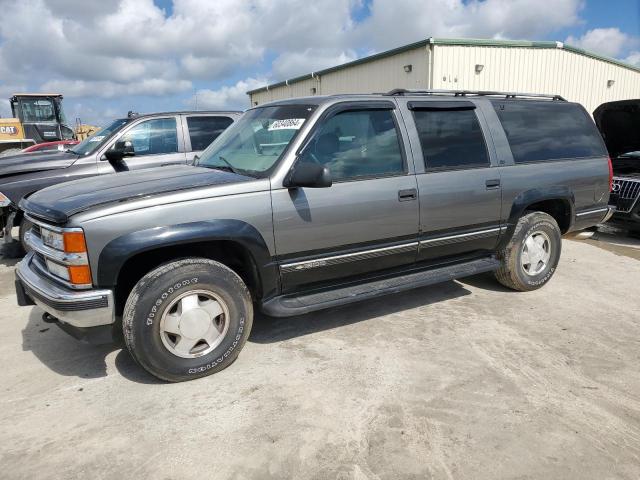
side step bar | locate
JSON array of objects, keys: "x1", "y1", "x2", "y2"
[{"x1": 262, "y1": 256, "x2": 501, "y2": 317}]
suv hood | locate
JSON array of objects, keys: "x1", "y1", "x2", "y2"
[
  {"x1": 0, "y1": 150, "x2": 78, "y2": 178},
  {"x1": 593, "y1": 99, "x2": 640, "y2": 158},
  {"x1": 21, "y1": 165, "x2": 254, "y2": 224}
]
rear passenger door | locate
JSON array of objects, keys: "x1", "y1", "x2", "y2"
[
  {"x1": 400, "y1": 100, "x2": 503, "y2": 261},
  {"x1": 183, "y1": 115, "x2": 235, "y2": 162},
  {"x1": 272, "y1": 103, "x2": 420, "y2": 292}
]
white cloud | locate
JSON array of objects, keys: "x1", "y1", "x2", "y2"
[
  {"x1": 272, "y1": 49, "x2": 358, "y2": 79},
  {"x1": 40, "y1": 78, "x2": 193, "y2": 98},
  {"x1": 356, "y1": 0, "x2": 583, "y2": 50},
  {"x1": 1, "y1": 0, "x2": 636, "y2": 120},
  {"x1": 624, "y1": 51, "x2": 640, "y2": 66},
  {"x1": 566, "y1": 28, "x2": 634, "y2": 57},
  {"x1": 187, "y1": 77, "x2": 268, "y2": 111}
]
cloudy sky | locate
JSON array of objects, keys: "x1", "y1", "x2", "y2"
[{"x1": 0, "y1": 0, "x2": 638, "y2": 125}]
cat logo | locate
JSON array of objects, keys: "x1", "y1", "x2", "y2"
[{"x1": 0, "y1": 126, "x2": 18, "y2": 136}]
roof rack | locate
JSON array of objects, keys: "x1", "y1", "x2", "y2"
[{"x1": 383, "y1": 88, "x2": 566, "y2": 101}]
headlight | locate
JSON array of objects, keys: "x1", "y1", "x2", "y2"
[
  {"x1": 38, "y1": 224, "x2": 91, "y2": 286},
  {"x1": 45, "y1": 259, "x2": 70, "y2": 281},
  {"x1": 0, "y1": 192, "x2": 11, "y2": 207},
  {"x1": 41, "y1": 227, "x2": 87, "y2": 253},
  {"x1": 41, "y1": 227, "x2": 65, "y2": 250}
]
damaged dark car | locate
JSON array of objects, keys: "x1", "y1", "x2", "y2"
[
  {"x1": 0, "y1": 110, "x2": 240, "y2": 252},
  {"x1": 594, "y1": 99, "x2": 640, "y2": 234}
]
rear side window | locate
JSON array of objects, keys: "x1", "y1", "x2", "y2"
[
  {"x1": 187, "y1": 116, "x2": 234, "y2": 151},
  {"x1": 493, "y1": 101, "x2": 607, "y2": 162},
  {"x1": 412, "y1": 109, "x2": 489, "y2": 170}
]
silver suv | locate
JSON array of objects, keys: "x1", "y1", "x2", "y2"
[{"x1": 15, "y1": 90, "x2": 613, "y2": 381}]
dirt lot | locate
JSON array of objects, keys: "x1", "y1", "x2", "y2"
[{"x1": 1, "y1": 230, "x2": 639, "y2": 480}]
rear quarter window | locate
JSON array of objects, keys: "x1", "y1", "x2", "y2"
[{"x1": 492, "y1": 101, "x2": 607, "y2": 163}]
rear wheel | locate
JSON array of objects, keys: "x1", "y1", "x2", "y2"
[
  {"x1": 122, "y1": 258, "x2": 253, "y2": 382},
  {"x1": 495, "y1": 212, "x2": 562, "y2": 291}
]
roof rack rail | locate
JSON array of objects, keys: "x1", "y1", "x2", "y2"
[{"x1": 383, "y1": 88, "x2": 566, "y2": 101}]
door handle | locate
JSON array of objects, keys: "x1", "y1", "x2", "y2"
[
  {"x1": 485, "y1": 179, "x2": 501, "y2": 189},
  {"x1": 398, "y1": 188, "x2": 417, "y2": 201}
]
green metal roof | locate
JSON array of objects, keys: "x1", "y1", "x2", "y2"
[{"x1": 247, "y1": 37, "x2": 640, "y2": 95}]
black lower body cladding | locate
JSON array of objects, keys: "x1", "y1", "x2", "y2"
[
  {"x1": 495, "y1": 212, "x2": 562, "y2": 291},
  {"x1": 122, "y1": 258, "x2": 253, "y2": 382}
]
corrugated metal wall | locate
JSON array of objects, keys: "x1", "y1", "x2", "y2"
[
  {"x1": 250, "y1": 77, "x2": 320, "y2": 105},
  {"x1": 250, "y1": 43, "x2": 640, "y2": 114},
  {"x1": 250, "y1": 46, "x2": 429, "y2": 105},
  {"x1": 432, "y1": 44, "x2": 640, "y2": 113},
  {"x1": 320, "y1": 47, "x2": 429, "y2": 94}
]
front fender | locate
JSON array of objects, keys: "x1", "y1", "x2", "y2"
[{"x1": 96, "y1": 219, "x2": 279, "y2": 297}]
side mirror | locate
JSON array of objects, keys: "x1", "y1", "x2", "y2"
[
  {"x1": 104, "y1": 140, "x2": 135, "y2": 162},
  {"x1": 284, "y1": 162, "x2": 332, "y2": 188}
]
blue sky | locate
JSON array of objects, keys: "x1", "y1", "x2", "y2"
[{"x1": 0, "y1": 0, "x2": 638, "y2": 125}]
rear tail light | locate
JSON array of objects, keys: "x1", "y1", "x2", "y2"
[{"x1": 608, "y1": 156, "x2": 614, "y2": 192}]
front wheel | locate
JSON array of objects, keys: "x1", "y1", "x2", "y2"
[
  {"x1": 19, "y1": 217, "x2": 33, "y2": 254},
  {"x1": 123, "y1": 258, "x2": 253, "y2": 382},
  {"x1": 495, "y1": 212, "x2": 562, "y2": 291}
]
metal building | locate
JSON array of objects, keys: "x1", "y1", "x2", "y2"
[{"x1": 247, "y1": 38, "x2": 640, "y2": 114}]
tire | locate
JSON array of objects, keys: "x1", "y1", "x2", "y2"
[
  {"x1": 19, "y1": 217, "x2": 33, "y2": 254},
  {"x1": 122, "y1": 258, "x2": 253, "y2": 382},
  {"x1": 495, "y1": 211, "x2": 562, "y2": 291}
]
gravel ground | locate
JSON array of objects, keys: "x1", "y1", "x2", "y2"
[{"x1": 0, "y1": 230, "x2": 639, "y2": 480}]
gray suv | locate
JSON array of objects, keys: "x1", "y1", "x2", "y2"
[
  {"x1": 14, "y1": 90, "x2": 613, "y2": 382},
  {"x1": 0, "y1": 111, "x2": 241, "y2": 250}
]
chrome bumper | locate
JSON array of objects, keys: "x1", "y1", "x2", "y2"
[{"x1": 15, "y1": 252, "x2": 115, "y2": 328}]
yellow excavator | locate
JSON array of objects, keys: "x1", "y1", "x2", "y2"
[{"x1": 0, "y1": 93, "x2": 97, "y2": 156}]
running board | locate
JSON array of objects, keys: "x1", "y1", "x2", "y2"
[{"x1": 262, "y1": 256, "x2": 501, "y2": 317}]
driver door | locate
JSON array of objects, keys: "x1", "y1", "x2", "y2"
[
  {"x1": 100, "y1": 116, "x2": 186, "y2": 171},
  {"x1": 271, "y1": 103, "x2": 420, "y2": 292}
]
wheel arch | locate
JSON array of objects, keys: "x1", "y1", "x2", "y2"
[
  {"x1": 96, "y1": 220, "x2": 279, "y2": 316},
  {"x1": 500, "y1": 187, "x2": 574, "y2": 248}
]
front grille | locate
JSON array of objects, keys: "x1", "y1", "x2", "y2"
[
  {"x1": 610, "y1": 178, "x2": 640, "y2": 213},
  {"x1": 30, "y1": 223, "x2": 41, "y2": 238}
]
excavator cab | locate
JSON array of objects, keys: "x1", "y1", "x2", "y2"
[{"x1": 9, "y1": 94, "x2": 75, "y2": 143}]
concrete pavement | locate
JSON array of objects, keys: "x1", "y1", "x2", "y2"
[{"x1": 1, "y1": 233, "x2": 639, "y2": 479}]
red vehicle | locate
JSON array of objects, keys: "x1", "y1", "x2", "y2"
[{"x1": 21, "y1": 140, "x2": 79, "y2": 154}]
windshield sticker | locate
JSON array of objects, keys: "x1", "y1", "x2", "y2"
[
  {"x1": 268, "y1": 118, "x2": 305, "y2": 131},
  {"x1": 88, "y1": 135, "x2": 105, "y2": 142}
]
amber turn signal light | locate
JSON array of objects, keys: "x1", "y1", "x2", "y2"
[
  {"x1": 63, "y1": 231, "x2": 87, "y2": 253},
  {"x1": 68, "y1": 265, "x2": 92, "y2": 285}
]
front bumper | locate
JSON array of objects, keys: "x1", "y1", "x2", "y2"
[{"x1": 15, "y1": 251, "x2": 115, "y2": 328}]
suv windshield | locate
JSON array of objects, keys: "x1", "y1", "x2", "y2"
[
  {"x1": 197, "y1": 105, "x2": 316, "y2": 176},
  {"x1": 69, "y1": 119, "x2": 129, "y2": 156}
]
